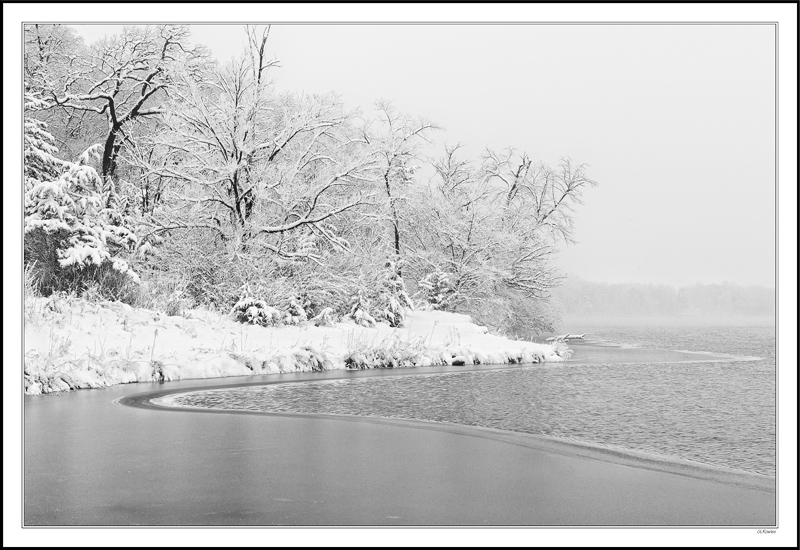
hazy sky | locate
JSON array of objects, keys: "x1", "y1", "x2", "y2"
[{"x1": 73, "y1": 23, "x2": 777, "y2": 288}]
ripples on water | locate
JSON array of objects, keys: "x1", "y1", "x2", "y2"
[{"x1": 170, "y1": 324, "x2": 776, "y2": 476}]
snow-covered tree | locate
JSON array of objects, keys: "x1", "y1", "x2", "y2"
[
  {"x1": 406, "y1": 146, "x2": 501, "y2": 308},
  {"x1": 230, "y1": 296, "x2": 282, "y2": 326},
  {"x1": 376, "y1": 259, "x2": 413, "y2": 327},
  {"x1": 372, "y1": 101, "x2": 438, "y2": 259},
  {"x1": 418, "y1": 268, "x2": 454, "y2": 310},
  {"x1": 401, "y1": 145, "x2": 596, "y2": 335},
  {"x1": 285, "y1": 295, "x2": 309, "y2": 325},
  {"x1": 135, "y1": 26, "x2": 380, "y2": 265},
  {"x1": 482, "y1": 149, "x2": 598, "y2": 245},
  {"x1": 24, "y1": 92, "x2": 64, "y2": 191},
  {"x1": 24, "y1": 91, "x2": 139, "y2": 298},
  {"x1": 345, "y1": 290, "x2": 377, "y2": 328},
  {"x1": 24, "y1": 24, "x2": 86, "y2": 94},
  {"x1": 49, "y1": 25, "x2": 203, "y2": 180}
]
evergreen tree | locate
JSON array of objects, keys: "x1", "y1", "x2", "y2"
[{"x1": 24, "y1": 91, "x2": 139, "y2": 299}]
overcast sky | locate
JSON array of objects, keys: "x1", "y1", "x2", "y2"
[{"x1": 72, "y1": 23, "x2": 777, "y2": 288}]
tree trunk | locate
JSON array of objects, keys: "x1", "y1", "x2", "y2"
[
  {"x1": 384, "y1": 172, "x2": 402, "y2": 258},
  {"x1": 101, "y1": 127, "x2": 119, "y2": 179}
]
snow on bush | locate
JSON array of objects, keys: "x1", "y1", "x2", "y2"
[
  {"x1": 284, "y1": 295, "x2": 309, "y2": 325},
  {"x1": 376, "y1": 259, "x2": 413, "y2": 328},
  {"x1": 230, "y1": 291, "x2": 316, "y2": 327},
  {"x1": 309, "y1": 307, "x2": 337, "y2": 327},
  {"x1": 23, "y1": 92, "x2": 64, "y2": 193},
  {"x1": 343, "y1": 337, "x2": 440, "y2": 370},
  {"x1": 230, "y1": 296, "x2": 283, "y2": 326},
  {"x1": 418, "y1": 268, "x2": 455, "y2": 310},
  {"x1": 344, "y1": 290, "x2": 377, "y2": 327},
  {"x1": 24, "y1": 94, "x2": 141, "y2": 297}
]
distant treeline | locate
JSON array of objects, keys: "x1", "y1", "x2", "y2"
[{"x1": 552, "y1": 277, "x2": 775, "y2": 318}]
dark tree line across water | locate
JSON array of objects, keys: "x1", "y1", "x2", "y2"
[{"x1": 552, "y1": 277, "x2": 775, "y2": 318}]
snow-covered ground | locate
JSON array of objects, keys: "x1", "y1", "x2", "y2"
[{"x1": 23, "y1": 296, "x2": 570, "y2": 395}]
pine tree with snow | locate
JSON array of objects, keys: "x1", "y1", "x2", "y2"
[
  {"x1": 284, "y1": 295, "x2": 309, "y2": 325},
  {"x1": 24, "y1": 93, "x2": 140, "y2": 299},
  {"x1": 419, "y1": 268, "x2": 455, "y2": 310},
  {"x1": 377, "y1": 259, "x2": 413, "y2": 327},
  {"x1": 24, "y1": 92, "x2": 64, "y2": 193},
  {"x1": 345, "y1": 290, "x2": 377, "y2": 328},
  {"x1": 230, "y1": 295, "x2": 282, "y2": 326}
]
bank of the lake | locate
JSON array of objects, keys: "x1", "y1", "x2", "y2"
[{"x1": 23, "y1": 296, "x2": 567, "y2": 395}]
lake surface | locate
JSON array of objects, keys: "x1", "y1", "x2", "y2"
[{"x1": 167, "y1": 322, "x2": 776, "y2": 476}]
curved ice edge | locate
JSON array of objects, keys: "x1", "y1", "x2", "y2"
[
  {"x1": 578, "y1": 341, "x2": 762, "y2": 362},
  {"x1": 672, "y1": 349, "x2": 762, "y2": 361},
  {"x1": 126, "y1": 390, "x2": 775, "y2": 495}
]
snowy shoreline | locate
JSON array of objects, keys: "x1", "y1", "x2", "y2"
[{"x1": 24, "y1": 296, "x2": 569, "y2": 395}]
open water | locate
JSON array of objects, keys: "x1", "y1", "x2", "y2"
[{"x1": 168, "y1": 322, "x2": 777, "y2": 476}]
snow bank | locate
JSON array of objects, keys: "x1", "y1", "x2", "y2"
[{"x1": 23, "y1": 297, "x2": 569, "y2": 395}]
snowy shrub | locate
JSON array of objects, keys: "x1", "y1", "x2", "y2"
[
  {"x1": 376, "y1": 260, "x2": 413, "y2": 328},
  {"x1": 230, "y1": 296, "x2": 283, "y2": 327},
  {"x1": 292, "y1": 346, "x2": 331, "y2": 372},
  {"x1": 23, "y1": 98, "x2": 140, "y2": 302},
  {"x1": 23, "y1": 93, "x2": 64, "y2": 193},
  {"x1": 294, "y1": 290, "x2": 326, "y2": 320},
  {"x1": 24, "y1": 227, "x2": 139, "y2": 303},
  {"x1": 344, "y1": 291, "x2": 377, "y2": 328},
  {"x1": 418, "y1": 269, "x2": 455, "y2": 310},
  {"x1": 283, "y1": 295, "x2": 309, "y2": 325},
  {"x1": 343, "y1": 333, "x2": 441, "y2": 370},
  {"x1": 309, "y1": 307, "x2": 337, "y2": 327},
  {"x1": 229, "y1": 282, "x2": 309, "y2": 327}
]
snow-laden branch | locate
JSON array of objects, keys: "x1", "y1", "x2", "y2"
[{"x1": 255, "y1": 193, "x2": 377, "y2": 235}]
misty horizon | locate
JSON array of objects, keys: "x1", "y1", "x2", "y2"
[
  {"x1": 552, "y1": 275, "x2": 776, "y2": 320},
  {"x1": 561, "y1": 274, "x2": 775, "y2": 291}
]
